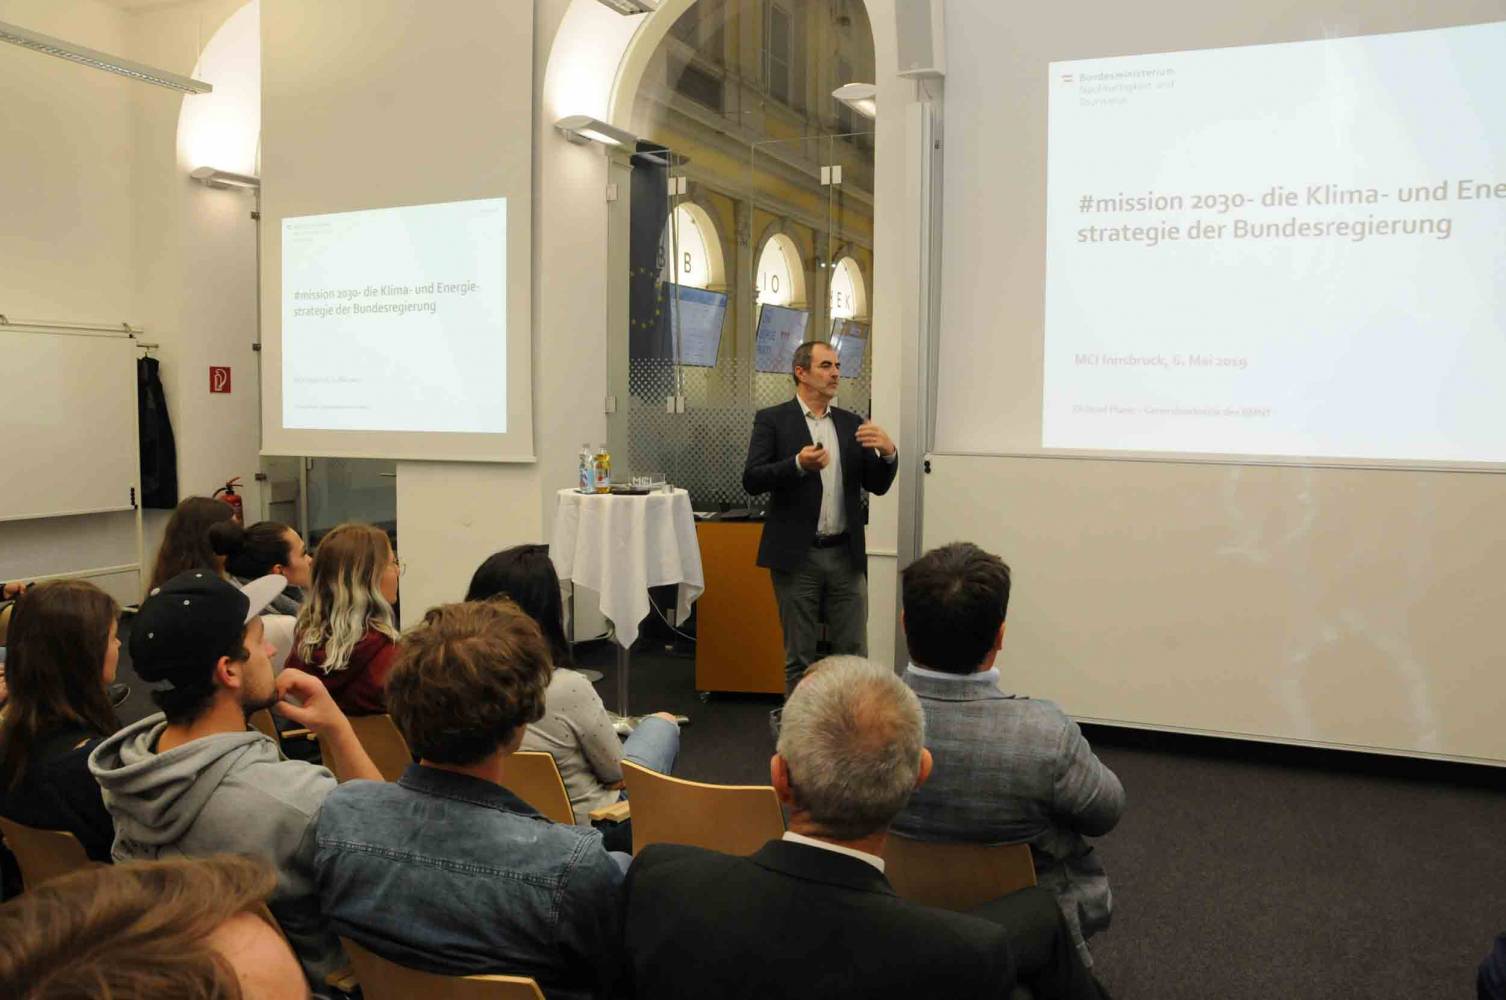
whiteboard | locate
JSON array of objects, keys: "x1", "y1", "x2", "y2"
[
  {"x1": 0, "y1": 331, "x2": 140, "y2": 521},
  {"x1": 921, "y1": 455, "x2": 1506, "y2": 764}
]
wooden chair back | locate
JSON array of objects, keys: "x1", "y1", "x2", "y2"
[
  {"x1": 320, "y1": 714, "x2": 411, "y2": 782},
  {"x1": 340, "y1": 937, "x2": 546, "y2": 1000},
  {"x1": 880, "y1": 834, "x2": 1037, "y2": 911},
  {"x1": 620, "y1": 760, "x2": 785, "y2": 856},
  {"x1": 0, "y1": 816, "x2": 94, "y2": 889},
  {"x1": 500, "y1": 751, "x2": 575, "y2": 825}
]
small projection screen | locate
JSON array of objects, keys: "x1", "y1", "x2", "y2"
[{"x1": 262, "y1": 196, "x2": 533, "y2": 461}]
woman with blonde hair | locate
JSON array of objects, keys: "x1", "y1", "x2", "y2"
[
  {"x1": 282, "y1": 523, "x2": 400, "y2": 716},
  {"x1": 0, "y1": 580, "x2": 122, "y2": 863}
]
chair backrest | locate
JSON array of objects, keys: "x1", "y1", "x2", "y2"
[
  {"x1": 499, "y1": 751, "x2": 575, "y2": 825},
  {"x1": 0, "y1": 816, "x2": 94, "y2": 889},
  {"x1": 340, "y1": 937, "x2": 546, "y2": 1000},
  {"x1": 620, "y1": 760, "x2": 785, "y2": 856},
  {"x1": 320, "y1": 714, "x2": 411, "y2": 782},
  {"x1": 880, "y1": 834, "x2": 1037, "y2": 912}
]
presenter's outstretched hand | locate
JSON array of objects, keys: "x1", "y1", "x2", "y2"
[
  {"x1": 856, "y1": 421, "x2": 896, "y2": 457},
  {"x1": 797, "y1": 444, "x2": 831, "y2": 472}
]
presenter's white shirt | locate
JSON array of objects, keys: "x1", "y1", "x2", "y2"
[{"x1": 799, "y1": 401, "x2": 847, "y2": 536}]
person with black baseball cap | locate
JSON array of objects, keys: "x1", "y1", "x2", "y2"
[{"x1": 89, "y1": 569, "x2": 381, "y2": 988}]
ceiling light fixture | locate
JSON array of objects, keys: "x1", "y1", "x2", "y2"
[
  {"x1": 832, "y1": 83, "x2": 877, "y2": 120},
  {"x1": 555, "y1": 115, "x2": 638, "y2": 149},
  {"x1": 592, "y1": 0, "x2": 660, "y2": 15},
  {"x1": 0, "y1": 18, "x2": 212, "y2": 94},
  {"x1": 190, "y1": 166, "x2": 260, "y2": 190}
]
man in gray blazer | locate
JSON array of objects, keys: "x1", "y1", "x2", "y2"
[{"x1": 891, "y1": 543, "x2": 1126, "y2": 965}]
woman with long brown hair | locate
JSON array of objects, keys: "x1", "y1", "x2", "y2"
[
  {"x1": 0, "y1": 580, "x2": 122, "y2": 862},
  {"x1": 282, "y1": 523, "x2": 401, "y2": 715},
  {"x1": 147, "y1": 497, "x2": 235, "y2": 593}
]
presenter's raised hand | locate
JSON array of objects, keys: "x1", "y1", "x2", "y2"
[
  {"x1": 797, "y1": 443, "x2": 831, "y2": 471},
  {"x1": 856, "y1": 421, "x2": 896, "y2": 457}
]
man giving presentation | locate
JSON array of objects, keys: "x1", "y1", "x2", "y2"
[{"x1": 742, "y1": 340, "x2": 898, "y2": 694}]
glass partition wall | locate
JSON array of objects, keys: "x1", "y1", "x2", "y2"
[{"x1": 614, "y1": 0, "x2": 876, "y2": 512}]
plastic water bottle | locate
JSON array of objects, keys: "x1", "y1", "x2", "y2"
[
  {"x1": 593, "y1": 444, "x2": 612, "y2": 494},
  {"x1": 578, "y1": 444, "x2": 594, "y2": 493}
]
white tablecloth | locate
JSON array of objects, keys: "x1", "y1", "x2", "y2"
[{"x1": 550, "y1": 488, "x2": 704, "y2": 649}]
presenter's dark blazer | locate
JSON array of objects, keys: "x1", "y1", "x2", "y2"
[
  {"x1": 741, "y1": 398, "x2": 897, "y2": 573},
  {"x1": 620, "y1": 840, "x2": 1018, "y2": 1000}
]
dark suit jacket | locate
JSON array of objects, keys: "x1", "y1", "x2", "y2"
[
  {"x1": 741, "y1": 399, "x2": 898, "y2": 573},
  {"x1": 621, "y1": 840, "x2": 1017, "y2": 1000}
]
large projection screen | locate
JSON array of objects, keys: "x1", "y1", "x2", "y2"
[{"x1": 929, "y1": 2, "x2": 1506, "y2": 763}]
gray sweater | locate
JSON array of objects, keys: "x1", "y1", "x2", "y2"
[
  {"x1": 89, "y1": 715, "x2": 343, "y2": 983},
  {"x1": 520, "y1": 668, "x2": 624, "y2": 824}
]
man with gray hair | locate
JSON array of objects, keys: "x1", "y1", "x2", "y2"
[{"x1": 619, "y1": 656, "x2": 1103, "y2": 1000}]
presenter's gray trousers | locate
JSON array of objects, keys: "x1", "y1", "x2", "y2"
[{"x1": 770, "y1": 545, "x2": 867, "y2": 694}]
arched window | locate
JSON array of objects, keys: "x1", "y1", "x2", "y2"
[
  {"x1": 660, "y1": 202, "x2": 726, "y2": 290},
  {"x1": 829, "y1": 255, "x2": 867, "y2": 320},
  {"x1": 756, "y1": 232, "x2": 805, "y2": 307}
]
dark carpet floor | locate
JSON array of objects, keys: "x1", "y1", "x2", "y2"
[{"x1": 113, "y1": 628, "x2": 1506, "y2": 1000}]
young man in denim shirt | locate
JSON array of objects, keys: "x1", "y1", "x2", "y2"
[{"x1": 312, "y1": 599, "x2": 623, "y2": 999}]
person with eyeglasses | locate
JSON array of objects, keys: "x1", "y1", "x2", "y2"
[{"x1": 283, "y1": 524, "x2": 402, "y2": 716}]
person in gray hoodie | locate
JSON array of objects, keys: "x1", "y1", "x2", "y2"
[{"x1": 89, "y1": 570, "x2": 381, "y2": 987}]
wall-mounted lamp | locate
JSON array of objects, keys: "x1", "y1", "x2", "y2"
[
  {"x1": 190, "y1": 166, "x2": 260, "y2": 190},
  {"x1": 832, "y1": 83, "x2": 877, "y2": 120},
  {"x1": 0, "y1": 18, "x2": 212, "y2": 94},
  {"x1": 555, "y1": 115, "x2": 638, "y2": 149}
]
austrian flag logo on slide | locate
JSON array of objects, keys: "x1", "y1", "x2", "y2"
[{"x1": 209, "y1": 367, "x2": 232, "y2": 393}]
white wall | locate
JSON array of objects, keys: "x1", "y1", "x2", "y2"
[
  {"x1": 0, "y1": 0, "x2": 263, "y2": 599},
  {"x1": 0, "y1": 0, "x2": 133, "y2": 319},
  {"x1": 259, "y1": 0, "x2": 539, "y2": 624}
]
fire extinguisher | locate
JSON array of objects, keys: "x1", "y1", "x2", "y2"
[{"x1": 213, "y1": 477, "x2": 244, "y2": 522}]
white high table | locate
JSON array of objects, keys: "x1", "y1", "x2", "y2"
[{"x1": 549, "y1": 487, "x2": 704, "y2": 716}]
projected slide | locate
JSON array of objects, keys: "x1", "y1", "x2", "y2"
[
  {"x1": 1043, "y1": 21, "x2": 1506, "y2": 463},
  {"x1": 282, "y1": 198, "x2": 507, "y2": 434}
]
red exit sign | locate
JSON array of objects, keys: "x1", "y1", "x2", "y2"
[{"x1": 209, "y1": 366, "x2": 232, "y2": 393}]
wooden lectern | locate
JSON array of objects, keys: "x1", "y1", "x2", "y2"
[{"x1": 693, "y1": 521, "x2": 784, "y2": 694}]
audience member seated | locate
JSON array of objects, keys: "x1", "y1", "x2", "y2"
[
  {"x1": 467, "y1": 545, "x2": 680, "y2": 844},
  {"x1": 0, "y1": 855, "x2": 308, "y2": 1000},
  {"x1": 621, "y1": 656, "x2": 1103, "y2": 1000},
  {"x1": 89, "y1": 571, "x2": 381, "y2": 986},
  {"x1": 211, "y1": 519, "x2": 313, "y2": 615},
  {"x1": 891, "y1": 542, "x2": 1126, "y2": 964},
  {"x1": 313, "y1": 599, "x2": 623, "y2": 1000},
  {"x1": 283, "y1": 523, "x2": 400, "y2": 715},
  {"x1": 147, "y1": 496, "x2": 235, "y2": 593},
  {"x1": 0, "y1": 581, "x2": 122, "y2": 863}
]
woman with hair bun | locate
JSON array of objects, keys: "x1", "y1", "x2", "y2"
[
  {"x1": 282, "y1": 523, "x2": 400, "y2": 716},
  {"x1": 207, "y1": 520, "x2": 311, "y2": 616}
]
